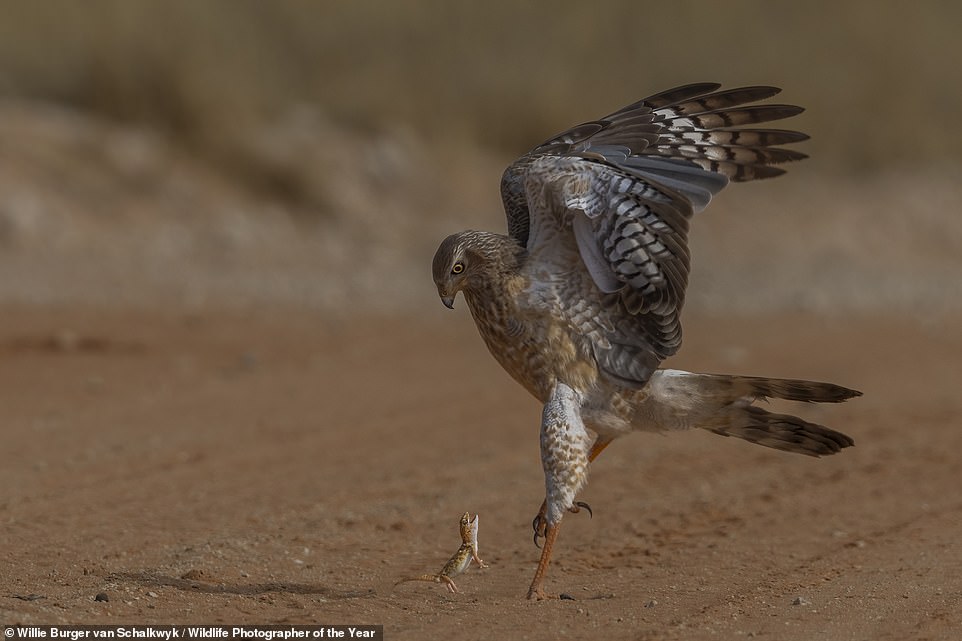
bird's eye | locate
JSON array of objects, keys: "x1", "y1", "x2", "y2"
[{"x1": 451, "y1": 262, "x2": 465, "y2": 275}]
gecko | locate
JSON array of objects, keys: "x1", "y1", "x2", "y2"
[{"x1": 395, "y1": 512, "x2": 488, "y2": 593}]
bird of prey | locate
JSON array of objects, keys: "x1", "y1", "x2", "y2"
[{"x1": 431, "y1": 82, "x2": 860, "y2": 600}]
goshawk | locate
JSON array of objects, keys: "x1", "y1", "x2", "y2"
[{"x1": 431, "y1": 83, "x2": 859, "y2": 600}]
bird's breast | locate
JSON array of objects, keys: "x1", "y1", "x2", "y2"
[{"x1": 464, "y1": 281, "x2": 599, "y2": 403}]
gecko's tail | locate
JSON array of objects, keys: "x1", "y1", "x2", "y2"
[{"x1": 394, "y1": 575, "x2": 440, "y2": 587}]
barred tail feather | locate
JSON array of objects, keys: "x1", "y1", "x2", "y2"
[
  {"x1": 646, "y1": 370, "x2": 859, "y2": 457},
  {"x1": 733, "y1": 375, "x2": 862, "y2": 404},
  {"x1": 710, "y1": 406, "x2": 854, "y2": 457},
  {"x1": 712, "y1": 374, "x2": 858, "y2": 456}
]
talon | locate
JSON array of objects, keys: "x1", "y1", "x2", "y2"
[
  {"x1": 531, "y1": 501, "x2": 548, "y2": 548},
  {"x1": 532, "y1": 514, "x2": 546, "y2": 548},
  {"x1": 569, "y1": 501, "x2": 593, "y2": 518}
]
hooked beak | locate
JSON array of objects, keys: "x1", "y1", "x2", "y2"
[{"x1": 441, "y1": 296, "x2": 455, "y2": 309}]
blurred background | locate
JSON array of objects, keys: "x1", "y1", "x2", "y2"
[{"x1": 0, "y1": 0, "x2": 960, "y2": 314}]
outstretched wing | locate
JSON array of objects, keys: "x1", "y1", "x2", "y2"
[{"x1": 502, "y1": 83, "x2": 807, "y2": 386}]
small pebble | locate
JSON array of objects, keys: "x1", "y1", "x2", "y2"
[
  {"x1": 95, "y1": 593, "x2": 109, "y2": 602},
  {"x1": 792, "y1": 596, "x2": 811, "y2": 606},
  {"x1": 644, "y1": 599, "x2": 657, "y2": 608}
]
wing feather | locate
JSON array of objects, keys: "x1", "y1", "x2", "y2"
[{"x1": 502, "y1": 83, "x2": 807, "y2": 386}]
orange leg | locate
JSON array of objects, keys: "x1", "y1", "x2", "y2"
[
  {"x1": 527, "y1": 436, "x2": 614, "y2": 599},
  {"x1": 587, "y1": 436, "x2": 612, "y2": 462},
  {"x1": 526, "y1": 521, "x2": 561, "y2": 600}
]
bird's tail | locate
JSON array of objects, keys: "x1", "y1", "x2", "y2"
[{"x1": 646, "y1": 370, "x2": 860, "y2": 457}]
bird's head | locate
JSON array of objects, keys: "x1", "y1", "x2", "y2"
[
  {"x1": 432, "y1": 232, "x2": 479, "y2": 309},
  {"x1": 432, "y1": 230, "x2": 522, "y2": 309}
]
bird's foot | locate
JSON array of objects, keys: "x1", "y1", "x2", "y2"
[
  {"x1": 526, "y1": 586, "x2": 555, "y2": 600},
  {"x1": 532, "y1": 501, "x2": 592, "y2": 548}
]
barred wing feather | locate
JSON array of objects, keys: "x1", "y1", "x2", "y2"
[{"x1": 501, "y1": 83, "x2": 807, "y2": 386}]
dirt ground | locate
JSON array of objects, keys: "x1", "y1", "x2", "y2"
[
  {"x1": 2, "y1": 302, "x2": 960, "y2": 640},
  {"x1": 2, "y1": 89, "x2": 961, "y2": 641}
]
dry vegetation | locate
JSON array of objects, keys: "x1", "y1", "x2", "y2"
[{"x1": 2, "y1": 1, "x2": 960, "y2": 169}]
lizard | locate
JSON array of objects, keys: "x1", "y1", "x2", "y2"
[{"x1": 395, "y1": 512, "x2": 488, "y2": 593}]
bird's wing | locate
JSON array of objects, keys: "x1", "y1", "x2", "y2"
[{"x1": 502, "y1": 84, "x2": 807, "y2": 386}]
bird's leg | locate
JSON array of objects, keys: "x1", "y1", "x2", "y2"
[
  {"x1": 527, "y1": 520, "x2": 561, "y2": 600},
  {"x1": 527, "y1": 382, "x2": 591, "y2": 600},
  {"x1": 588, "y1": 436, "x2": 613, "y2": 462},
  {"x1": 532, "y1": 436, "x2": 611, "y2": 546}
]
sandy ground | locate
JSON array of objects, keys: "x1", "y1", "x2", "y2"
[
  {"x1": 2, "y1": 94, "x2": 961, "y2": 640},
  {"x1": 3, "y1": 303, "x2": 960, "y2": 640}
]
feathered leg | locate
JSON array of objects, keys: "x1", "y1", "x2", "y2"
[
  {"x1": 532, "y1": 436, "x2": 609, "y2": 546},
  {"x1": 527, "y1": 383, "x2": 591, "y2": 600}
]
